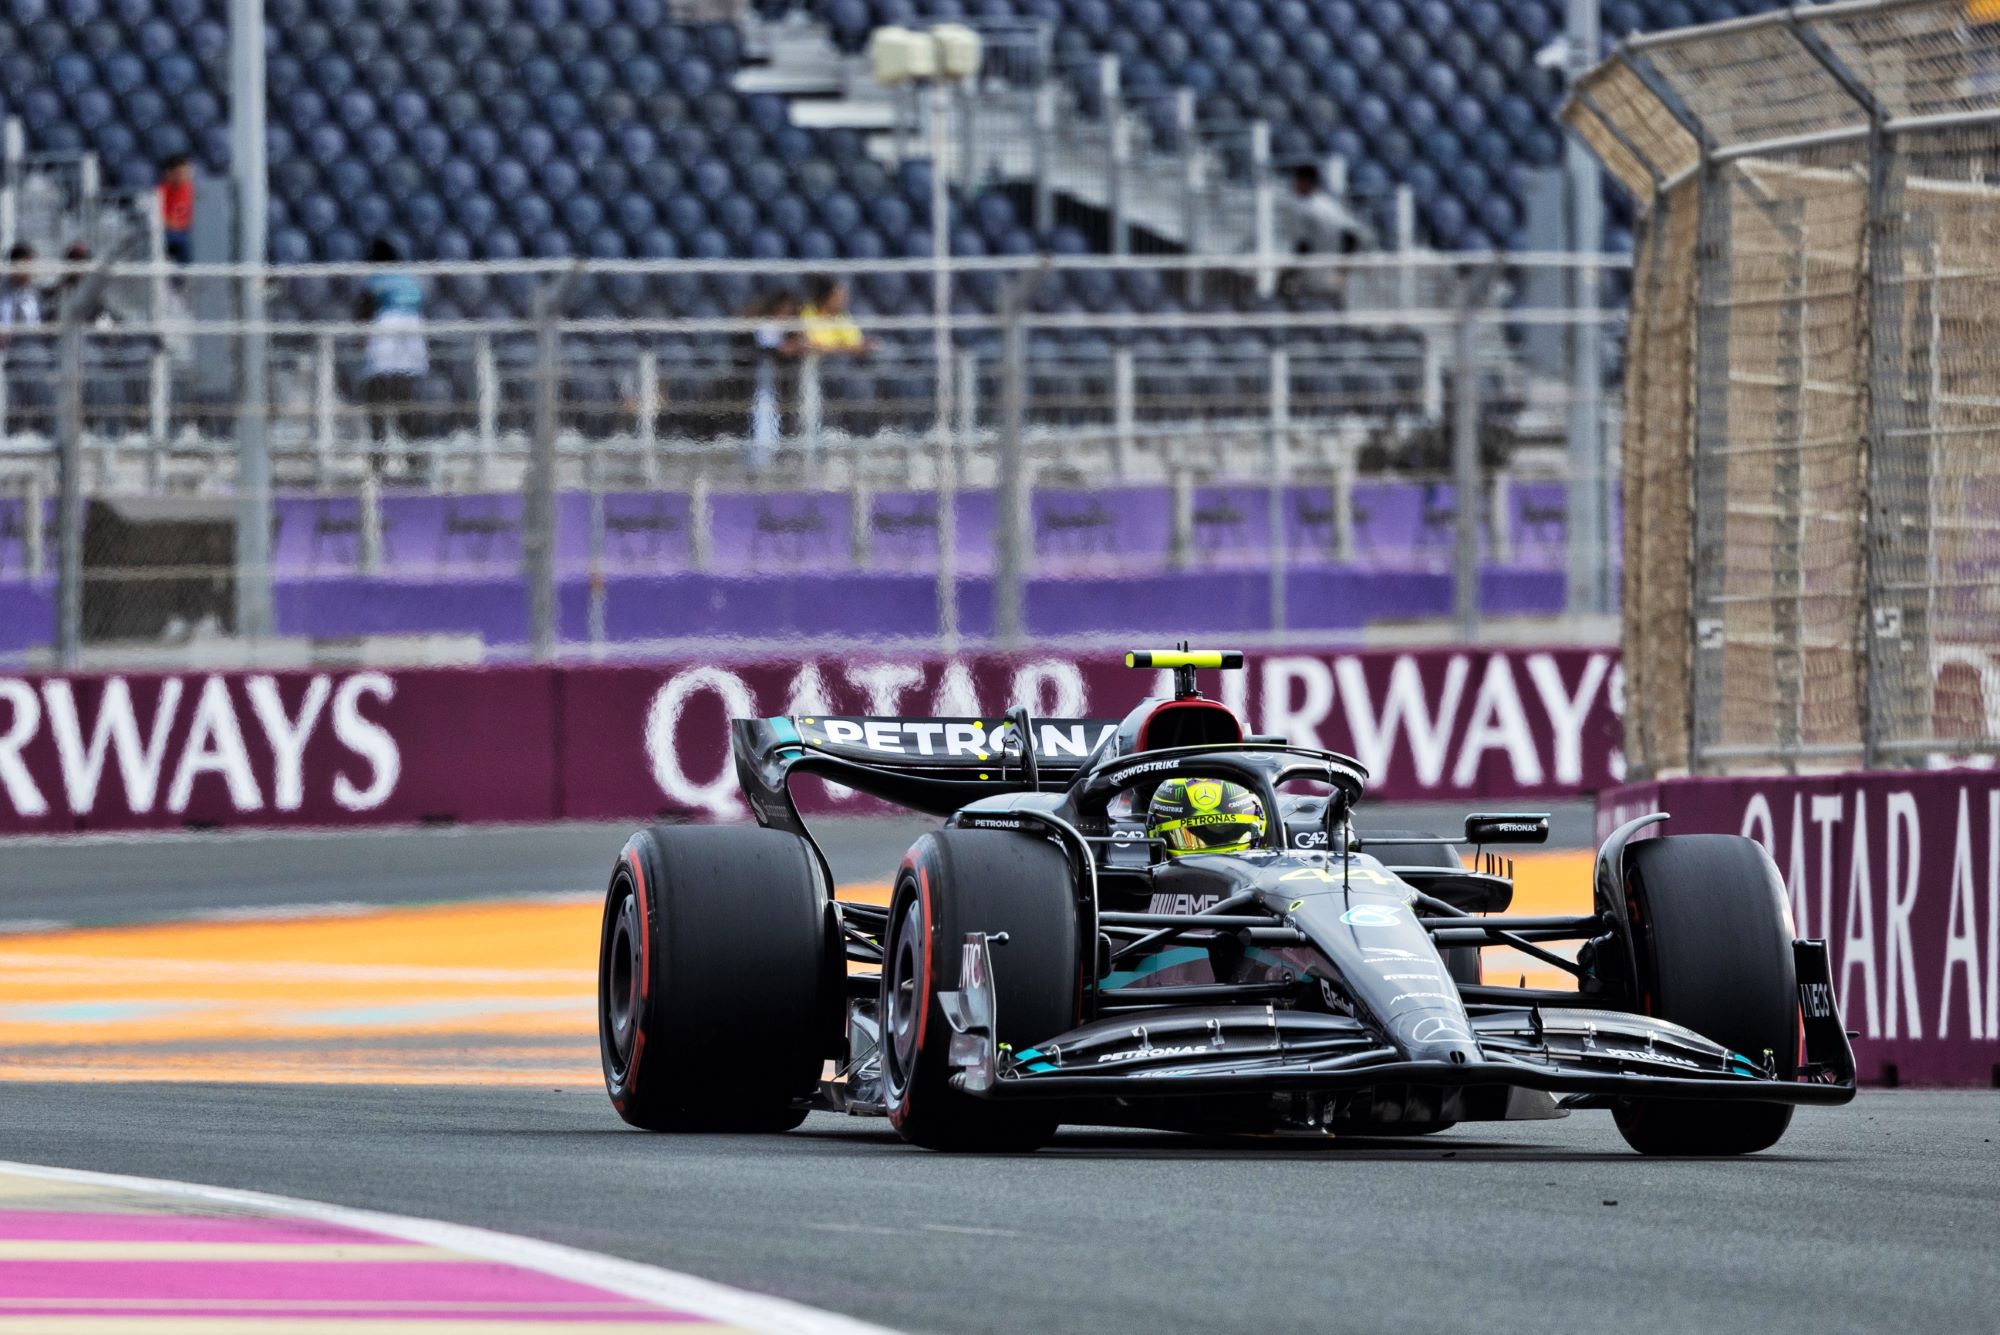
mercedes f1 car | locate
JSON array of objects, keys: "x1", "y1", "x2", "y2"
[{"x1": 597, "y1": 649, "x2": 1855, "y2": 1154}]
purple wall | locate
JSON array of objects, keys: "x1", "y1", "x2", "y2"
[{"x1": 0, "y1": 482, "x2": 1602, "y2": 653}]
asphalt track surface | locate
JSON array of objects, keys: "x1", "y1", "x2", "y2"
[
  {"x1": 6, "y1": 808, "x2": 1997, "y2": 1334},
  {"x1": 0, "y1": 817, "x2": 913, "y2": 927},
  {"x1": 0, "y1": 1085, "x2": 1991, "y2": 1335}
]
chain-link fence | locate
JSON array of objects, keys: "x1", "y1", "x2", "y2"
[
  {"x1": 0, "y1": 251, "x2": 1622, "y2": 667},
  {"x1": 1566, "y1": 0, "x2": 2000, "y2": 777}
]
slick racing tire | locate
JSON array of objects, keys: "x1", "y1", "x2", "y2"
[
  {"x1": 599, "y1": 824, "x2": 834, "y2": 1133},
  {"x1": 1365, "y1": 830, "x2": 1480, "y2": 988},
  {"x1": 882, "y1": 830, "x2": 1081, "y2": 1152},
  {"x1": 1611, "y1": 835, "x2": 1798, "y2": 1156}
]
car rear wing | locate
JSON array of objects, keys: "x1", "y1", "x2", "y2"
[{"x1": 733, "y1": 714, "x2": 1121, "y2": 822}]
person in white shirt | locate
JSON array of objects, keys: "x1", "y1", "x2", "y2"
[
  {"x1": 0, "y1": 243, "x2": 44, "y2": 436},
  {"x1": 0, "y1": 243, "x2": 42, "y2": 333},
  {"x1": 746, "y1": 289, "x2": 801, "y2": 472},
  {"x1": 1285, "y1": 165, "x2": 1373, "y2": 304},
  {"x1": 353, "y1": 237, "x2": 428, "y2": 479}
]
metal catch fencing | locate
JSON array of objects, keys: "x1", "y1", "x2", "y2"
[
  {"x1": 1566, "y1": 0, "x2": 2000, "y2": 777},
  {"x1": 0, "y1": 251, "x2": 1623, "y2": 667}
]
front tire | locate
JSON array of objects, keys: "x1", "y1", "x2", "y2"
[
  {"x1": 1611, "y1": 835, "x2": 1798, "y2": 1156},
  {"x1": 882, "y1": 830, "x2": 1081, "y2": 1152},
  {"x1": 599, "y1": 824, "x2": 833, "y2": 1132}
]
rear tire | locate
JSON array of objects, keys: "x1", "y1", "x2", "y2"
[
  {"x1": 599, "y1": 824, "x2": 833, "y2": 1133},
  {"x1": 882, "y1": 830, "x2": 1081, "y2": 1152},
  {"x1": 1611, "y1": 835, "x2": 1798, "y2": 1156}
]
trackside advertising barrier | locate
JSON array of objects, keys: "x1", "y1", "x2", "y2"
[
  {"x1": 1599, "y1": 775, "x2": 2000, "y2": 1087},
  {"x1": 0, "y1": 647, "x2": 1620, "y2": 835}
]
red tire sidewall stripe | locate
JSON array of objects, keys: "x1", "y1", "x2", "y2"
[
  {"x1": 913, "y1": 863, "x2": 934, "y2": 1056},
  {"x1": 622, "y1": 845, "x2": 651, "y2": 1096}
]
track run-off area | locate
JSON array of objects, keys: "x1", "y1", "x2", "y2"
[
  {"x1": 0, "y1": 815, "x2": 1990, "y2": 1334},
  {"x1": 0, "y1": 860, "x2": 1589, "y2": 1085}
]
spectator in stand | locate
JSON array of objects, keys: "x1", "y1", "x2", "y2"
[
  {"x1": 1288, "y1": 164, "x2": 1372, "y2": 255},
  {"x1": 746, "y1": 289, "x2": 802, "y2": 472},
  {"x1": 1284, "y1": 164, "x2": 1372, "y2": 304},
  {"x1": 0, "y1": 243, "x2": 41, "y2": 334},
  {"x1": 1, "y1": 244, "x2": 44, "y2": 435},
  {"x1": 799, "y1": 274, "x2": 869, "y2": 356},
  {"x1": 48, "y1": 242, "x2": 107, "y2": 323},
  {"x1": 158, "y1": 154, "x2": 195, "y2": 263},
  {"x1": 353, "y1": 237, "x2": 428, "y2": 479}
]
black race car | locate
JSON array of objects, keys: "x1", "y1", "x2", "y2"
[{"x1": 597, "y1": 649, "x2": 1855, "y2": 1154}]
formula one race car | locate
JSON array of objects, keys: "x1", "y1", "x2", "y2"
[{"x1": 597, "y1": 649, "x2": 1856, "y2": 1154}]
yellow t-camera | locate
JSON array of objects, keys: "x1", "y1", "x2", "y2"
[{"x1": 1123, "y1": 650, "x2": 1245, "y2": 670}]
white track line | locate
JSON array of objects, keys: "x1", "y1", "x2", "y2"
[{"x1": 0, "y1": 1158, "x2": 897, "y2": 1335}]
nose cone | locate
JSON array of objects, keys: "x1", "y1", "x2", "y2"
[{"x1": 1394, "y1": 1010, "x2": 1482, "y2": 1065}]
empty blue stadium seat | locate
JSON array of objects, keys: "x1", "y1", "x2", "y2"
[
  {"x1": 452, "y1": 192, "x2": 499, "y2": 236},
  {"x1": 403, "y1": 192, "x2": 446, "y2": 237},
  {"x1": 379, "y1": 157, "x2": 422, "y2": 199},
  {"x1": 411, "y1": 124, "x2": 452, "y2": 168},
  {"x1": 458, "y1": 122, "x2": 501, "y2": 165},
  {"x1": 540, "y1": 158, "x2": 582, "y2": 204},
  {"x1": 413, "y1": 55, "x2": 454, "y2": 98},
  {"x1": 636, "y1": 226, "x2": 677, "y2": 259},
  {"x1": 708, "y1": 193, "x2": 752, "y2": 243},
  {"x1": 71, "y1": 85, "x2": 116, "y2": 130},
  {"x1": 357, "y1": 124, "x2": 398, "y2": 166},
  {"x1": 481, "y1": 228, "x2": 523, "y2": 263},
  {"x1": 349, "y1": 193, "x2": 393, "y2": 239},
  {"x1": 663, "y1": 195, "x2": 706, "y2": 239},
  {"x1": 297, "y1": 192, "x2": 341, "y2": 237},
  {"x1": 866, "y1": 194, "x2": 912, "y2": 238},
  {"x1": 563, "y1": 193, "x2": 607, "y2": 238},
  {"x1": 5, "y1": 0, "x2": 1764, "y2": 276},
  {"x1": 326, "y1": 157, "x2": 369, "y2": 201},
  {"x1": 821, "y1": 190, "x2": 864, "y2": 237},
  {"x1": 514, "y1": 123, "x2": 556, "y2": 169},
  {"x1": 510, "y1": 194, "x2": 556, "y2": 237}
]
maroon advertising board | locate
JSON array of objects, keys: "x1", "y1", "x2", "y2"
[
  {"x1": 0, "y1": 646, "x2": 1620, "y2": 834},
  {"x1": 0, "y1": 667, "x2": 559, "y2": 833},
  {"x1": 1600, "y1": 773, "x2": 2000, "y2": 1086}
]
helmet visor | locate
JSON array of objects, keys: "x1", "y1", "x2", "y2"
[{"x1": 1155, "y1": 810, "x2": 1264, "y2": 853}]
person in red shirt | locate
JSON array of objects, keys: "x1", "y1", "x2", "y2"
[{"x1": 157, "y1": 154, "x2": 193, "y2": 263}]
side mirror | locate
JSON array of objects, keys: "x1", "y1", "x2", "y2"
[{"x1": 1464, "y1": 813, "x2": 1550, "y2": 845}]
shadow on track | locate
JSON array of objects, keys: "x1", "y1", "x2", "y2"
[{"x1": 780, "y1": 1120, "x2": 1842, "y2": 1163}]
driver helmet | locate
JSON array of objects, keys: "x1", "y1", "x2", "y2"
[{"x1": 1147, "y1": 778, "x2": 1266, "y2": 856}]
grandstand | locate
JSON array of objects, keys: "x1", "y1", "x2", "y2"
[
  {"x1": 1, "y1": 0, "x2": 1779, "y2": 274},
  {"x1": 0, "y1": 0, "x2": 1674, "y2": 660}
]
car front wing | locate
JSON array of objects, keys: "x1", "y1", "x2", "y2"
[{"x1": 937, "y1": 934, "x2": 1858, "y2": 1106}]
